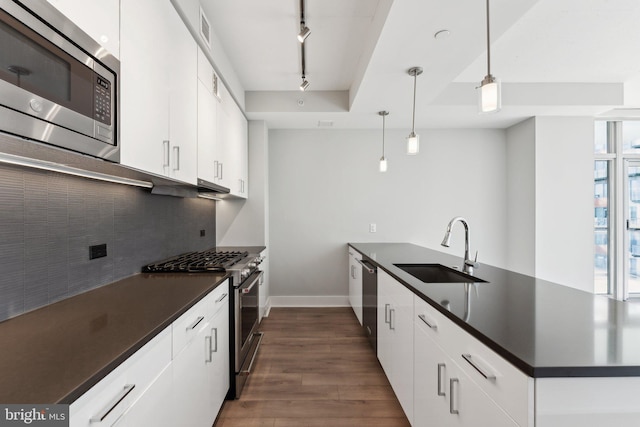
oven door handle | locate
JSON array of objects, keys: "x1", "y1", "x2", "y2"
[{"x1": 239, "y1": 270, "x2": 264, "y2": 294}]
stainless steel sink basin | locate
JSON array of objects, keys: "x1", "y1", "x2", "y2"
[{"x1": 394, "y1": 263, "x2": 486, "y2": 283}]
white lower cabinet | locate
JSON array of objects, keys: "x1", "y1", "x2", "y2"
[
  {"x1": 377, "y1": 270, "x2": 414, "y2": 424},
  {"x1": 69, "y1": 328, "x2": 172, "y2": 427},
  {"x1": 414, "y1": 308, "x2": 519, "y2": 427},
  {"x1": 172, "y1": 281, "x2": 230, "y2": 427},
  {"x1": 70, "y1": 281, "x2": 229, "y2": 427},
  {"x1": 116, "y1": 365, "x2": 173, "y2": 427},
  {"x1": 348, "y1": 247, "x2": 363, "y2": 325}
]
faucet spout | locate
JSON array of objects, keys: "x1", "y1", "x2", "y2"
[{"x1": 440, "y1": 216, "x2": 478, "y2": 275}]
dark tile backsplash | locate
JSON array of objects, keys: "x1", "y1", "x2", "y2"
[{"x1": 0, "y1": 165, "x2": 216, "y2": 322}]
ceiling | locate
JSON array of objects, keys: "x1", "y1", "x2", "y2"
[{"x1": 203, "y1": 0, "x2": 640, "y2": 130}]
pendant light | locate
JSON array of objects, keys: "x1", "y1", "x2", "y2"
[
  {"x1": 407, "y1": 67, "x2": 423, "y2": 155},
  {"x1": 478, "y1": 0, "x2": 501, "y2": 113},
  {"x1": 378, "y1": 111, "x2": 389, "y2": 172}
]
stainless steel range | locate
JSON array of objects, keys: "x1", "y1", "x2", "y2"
[{"x1": 143, "y1": 248, "x2": 264, "y2": 399}]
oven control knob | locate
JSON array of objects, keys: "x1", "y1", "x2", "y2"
[{"x1": 30, "y1": 99, "x2": 43, "y2": 113}]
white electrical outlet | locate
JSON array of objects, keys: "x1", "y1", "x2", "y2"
[{"x1": 369, "y1": 223, "x2": 377, "y2": 233}]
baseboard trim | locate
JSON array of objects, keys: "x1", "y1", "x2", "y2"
[{"x1": 269, "y1": 296, "x2": 350, "y2": 307}]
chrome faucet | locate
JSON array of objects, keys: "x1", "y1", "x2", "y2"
[{"x1": 441, "y1": 216, "x2": 478, "y2": 275}]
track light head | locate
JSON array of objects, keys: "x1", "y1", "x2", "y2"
[{"x1": 298, "y1": 26, "x2": 311, "y2": 43}]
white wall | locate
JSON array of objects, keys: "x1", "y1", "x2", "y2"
[
  {"x1": 268, "y1": 128, "x2": 508, "y2": 304},
  {"x1": 534, "y1": 117, "x2": 595, "y2": 292},
  {"x1": 506, "y1": 118, "x2": 536, "y2": 275}
]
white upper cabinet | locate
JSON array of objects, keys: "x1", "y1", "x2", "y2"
[
  {"x1": 215, "y1": 80, "x2": 248, "y2": 198},
  {"x1": 197, "y1": 47, "x2": 219, "y2": 185},
  {"x1": 120, "y1": 0, "x2": 197, "y2": 184},
  {"x1": 46, "y1": 0, "x2": 120, "y2": 58}
]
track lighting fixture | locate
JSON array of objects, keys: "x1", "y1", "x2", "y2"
[
  {"x1": 378, "y1": 111, "x2": 389, "y2": 172},
  {"x1": 478, "y1": 0, "x2": 501, "y2": 113},
  {"x1": 297, "y1": 0, "x2": 311, "y2": 43},
  {"x1": 300, "y1": 77, "x2": 310, "y2": 91},
  {"x1": 407, "y1": 67, "x2": 423, "y2": 155},
  {"x1": 298, "y1": 26, "x2": 311, "y2": 43},
  {"x1": 297, "y1": 0, "x2": 310, "y2": 90}
]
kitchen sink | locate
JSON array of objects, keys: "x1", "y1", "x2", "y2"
[{"x1": 394, "y1": 263, "x2": 486, "y2": 283}]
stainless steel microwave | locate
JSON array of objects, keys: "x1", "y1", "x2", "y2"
[{"x1": 0, "y1": 0, "x2": 119, "y2": 162}]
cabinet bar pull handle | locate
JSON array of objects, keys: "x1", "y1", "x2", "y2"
[
  {"x1": 163, "y1": 140, "x2": 170, "y2": 167},
  {"x1": 212, "y1": 327, "x2": 218, "y2": 353},
  {"x1": 418, "y1": 314, "x2": 438, "y2": 330},
  {"x1": 385, "y1": 303, "x2": 391, "y2": 324},
  {"x1": 215, "y1": 293, "x2": 228, "y2": 303},
  {"x1": 355, "y1": 258, "x2": 375, "y2": 273},
  {"x1": 187, "y1": 316, "x2": 205, "y2": 331},
  {"x1": 172, "y1": 146, "x2": 180, "y2": 171},
  {"x1": 214, "y1": 160, "x2": 219, "y2": 178},
  {"x1": 240, "y1": 332, "x2": 264, "y2": 375},
  {"x1": 205, "y1": 335, "x2": 213, "y2": 363},
  {"x1": 449, "y1": 378, "x2": 459, "y2": 415},
  {"x1": 90, "y1": 384, "x2": 135, "y2": 423},
  {"x1": 437, "y1": 363, "x2": 446, "y2": 396},
  {"x1": 219, "y1": 162, "x2": 223, "y2": 180},
  {"x1": 461, "y1": 353, "x2": 496, "y2": 380},
  {"x1": 389, "y1": 308, "x2": 395, "y2": 330}
]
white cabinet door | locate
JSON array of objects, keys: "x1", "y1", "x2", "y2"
[
  {"x1": 120, "y1": 0, "x2": 197, "y2": 184},
  {"x1": 47, "y1": 0, "x2": 120, "y2": 58},
  {"x1": 171, "y1": 317, "x2": 211, "y2": 427},
  {"x1": 414, "y1": 323, "x2": 455, "y2": 427},
  {"x1": 414, "y1": 316, "x2": 518, "y2": 427},
  {"x1": 377, "y1": 272, "x2": 393, "y2": 380},
  {"x1": 391, "y1": 280, "x2": 414, "y2": 424},
  {"x1": 215, "y1": 78, "x2": 248, "y2": 197},
  {"x1": 229, "y1": 101, "x2": 248, "y2": 198},
  {"x1": 348, "y1": 248, "x2": 363, "y2": 325},
  {"x1": 166, "y1": 8, "x2": 197, "y2": 184},
  {"x1": 215, "y1": 82, "x2": 233, "y2": 190},
  {"x1": 197, "y1": 48, "x2": 219, "y2": 185},
  {"x1": 377, "y1": 270, "x2": 414, "y2": 424},
  {"x1": 117, "y1": 365, "x2": 173, "y2": 427},
  {"x1": 207, "y1": 301, "x2": 230, "y2": 417}
]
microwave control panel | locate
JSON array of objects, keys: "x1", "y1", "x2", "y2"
[{"x1": 94, "y1": 75, "x2": 112, "y2": 126}]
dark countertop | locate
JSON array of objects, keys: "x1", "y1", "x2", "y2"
[
  {"x1": 0, "y1": 272, "x2": 228, "y2": 404},
  {"x1": 349, "y1": 242, "x2": 640, "y2": 378}
]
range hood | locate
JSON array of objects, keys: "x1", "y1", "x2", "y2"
[{"x1": 197, "y1": 178, "x2": 230, "y2": 195}]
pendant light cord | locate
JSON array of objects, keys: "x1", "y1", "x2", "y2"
[
  {"x1": 382, "y1": 113, "x2": 386, "y2": 156},
  {"x1": 411, "y1": 73, "x2": 417, "y2": 134},
  {"x1": 486, "y1": 0, "x2": 491, "y2": 76}
]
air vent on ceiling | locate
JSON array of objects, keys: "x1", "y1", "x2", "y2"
[{"x1": 199, "y1": 7, "x2": 211, "y2": 48}]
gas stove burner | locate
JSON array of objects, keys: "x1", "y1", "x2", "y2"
[{"x1": 142, "y1": 250, "x2": 248, "y2": 273}]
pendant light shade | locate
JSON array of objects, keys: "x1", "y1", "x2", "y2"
[
  {"x1": 407, "y1": 67, "x2": 423, "y2": 155},
  {"x1": 379, "y1": 111, "x2": 389, "y2": 172},
  {"x1": 478, "y1": 0, "x2": 501, "y2": 113}
]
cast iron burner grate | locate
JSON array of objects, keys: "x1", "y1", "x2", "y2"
[{"x1": 142, "y1": 250, "x2": 248, "y2": 273}]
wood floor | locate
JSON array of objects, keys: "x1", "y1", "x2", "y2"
[{"x1": 215, "y1": 307, "x2": 410, "y2": 427}]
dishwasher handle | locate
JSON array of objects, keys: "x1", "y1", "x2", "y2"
[{"x1": 356, "y1": 258, "x2": 376, "y2": 274}]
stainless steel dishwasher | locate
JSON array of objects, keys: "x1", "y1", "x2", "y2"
[{"x1": 358, "y1": 257, "x2": 377, "y2": 352}]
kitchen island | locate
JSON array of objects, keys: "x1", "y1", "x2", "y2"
[{"x1": 349, "y1": 242, "x2": 640, "y2": 427}]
